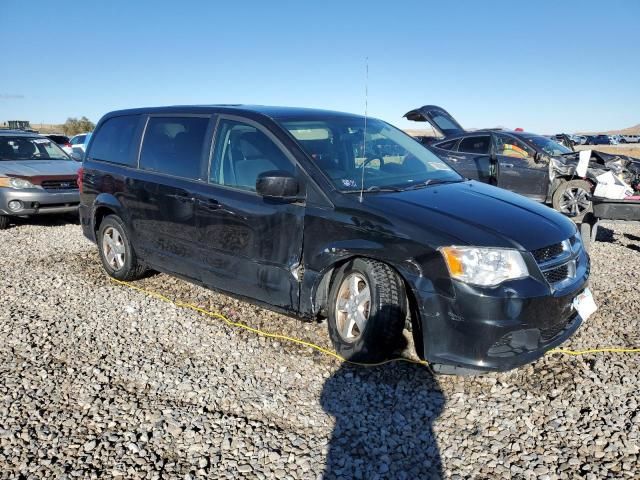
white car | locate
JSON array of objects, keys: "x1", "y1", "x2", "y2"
[
  {"x1": 69, "y1": 132, "x2": 91, "y2": 160},
  {"x1": 620, "y1": 134, "x2": 640, "y2": 144}
]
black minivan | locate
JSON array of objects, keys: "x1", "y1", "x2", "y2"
[{"x1": 79, "y1": 105, "x2": 594, "y2": 374}]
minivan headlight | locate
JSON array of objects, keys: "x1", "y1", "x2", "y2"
[
  {"x1": 0, "y1": 177, "x2": 36, "y2": 189},
  {"x1": 439, "y1": 246, "x2": 529, "y2": 287}
]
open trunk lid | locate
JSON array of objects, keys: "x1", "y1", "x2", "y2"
[{"x1": 404, "y1": 105, "x2": 466, "y2": 137}]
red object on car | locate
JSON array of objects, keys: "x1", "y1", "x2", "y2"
[
  {"x1": 514, "y1": 127, "x2": 524, "y2": 132},
  {"x1": 77, "y1": 167, "x2": 84, "y2": 193}
]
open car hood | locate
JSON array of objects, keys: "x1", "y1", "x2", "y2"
[{"x1": 404, "y1": 105, "x2": 466, "y2": 138}]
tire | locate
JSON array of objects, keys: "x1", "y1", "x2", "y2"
[
  {"x1": 97, "y1": 214, "x2": 146, "y2": 281},
  {"x1": 0, "y1": 215, "x2": 9, "y2": 230},
  {"x1": 552, "y1": 179, "x2": 593, "y2": 222},
  {"x1": 327, "y1": 258, "x2": 407, "y2": 362}
]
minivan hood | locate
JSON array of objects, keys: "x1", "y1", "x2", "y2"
[
  {"x1": 363, "y1": 181, "x2": 576, "y2": 251},
  {"x1": 0, "y1": 160, "x2": 79, "y2": 177}
]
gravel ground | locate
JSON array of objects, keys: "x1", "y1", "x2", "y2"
[{"x1": 1, "y1": 217, "x2": 639, "y2": 479}]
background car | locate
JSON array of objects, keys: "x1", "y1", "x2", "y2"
[
  {"x1": 43, "y1": 134, "x2": 72, "y2": 154},
  {"x1": 620, "y1": 134, "x2": 640, "y2": 143},
  {"x1": 570, "y1": 134, "x2": 587, "y2": 145},
  {"x1": 69, "y1": 132, "x2": 92, "y2": 160},
  {"x1": 0, "y1": 130, "x2": 80, "y2": 229},
  {"x1": 586, "y1": 134, "x2": 611, "y2": 145},
  {"x1": 404, "y1": 105, "x2": 637, "y2": 221}
]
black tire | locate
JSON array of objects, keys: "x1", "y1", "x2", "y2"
[
  {"x1": 327, "y1": 258, "x2": 407, "y2": 362},
  {"x1": 97, "y1": 214, "x2": 146, "y2": 281},
  {"x1": 0, "y1": 215, "x2": 9, "y2": 230},
  {"x1": 579, "y1": 222, "x2": 592, "y2": 253},
  {"x1": 552, "y1": 179, "x2": 593, "y2": 222}
]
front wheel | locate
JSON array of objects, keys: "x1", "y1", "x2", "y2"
[
  {"x1": 552, "y1": 179, "x2": 593, "y2": 221},
  {"x1": 327, "y1": 258, "x2": 407, "y2": 362},
  {"x1": 0, "y1": 215, "x2": 9, "y2": 230},
  {"x1": 97, "y1": 214, "x2": 147, "y2": 281}
]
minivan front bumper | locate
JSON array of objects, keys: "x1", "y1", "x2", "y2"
[
  {"x1": 0, "y1": 188, "x2": 80, "y2": 216},
  {"x1": 411, "y1": 249, "x2": 590, "y2": 373}
]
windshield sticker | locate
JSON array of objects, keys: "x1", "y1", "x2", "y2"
[
  {"x1": 341, "y1": 179, "x2": 357, "y2": 188},
  {"x1": 33, "y1": 139, "x2": 50, "y2": 144},
  {"x1": 428, "y1": 162, "x2": 449, "y2": 170}
]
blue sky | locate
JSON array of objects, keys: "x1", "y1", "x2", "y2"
[{"x1": 1, "y1": 0, "x2": 639, "y2": 133}]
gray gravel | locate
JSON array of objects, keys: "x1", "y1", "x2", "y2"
[{"x1": 0, "y1": 217, "x2": 639, "y2": 479}]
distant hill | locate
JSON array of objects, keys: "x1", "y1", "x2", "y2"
[{"x1": 578, "y1": 124, "x2": 640, "y2": 136}]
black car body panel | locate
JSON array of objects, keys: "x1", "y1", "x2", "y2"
[{"x1": 80, "y1": 105, "x2": 590, "y2": 372}]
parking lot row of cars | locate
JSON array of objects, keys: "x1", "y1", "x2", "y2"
[
  {"x1": 552, "y1": 133, "x2": 640, "y2": 146},
  {"x1": 1, "y1": 104, "x2": 636, "y2": 375},
  {"x1": 41, "y1": 132, "x2": 92, "y2": 157}
]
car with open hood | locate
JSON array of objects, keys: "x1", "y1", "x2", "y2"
[
  {"x1": 0, "y1": 130, "x2": 80, "y2": 229},
  {"x1": 79, "y1": 105, "x2": 594, "y2": 374},
  {"x1": 405, "y1": 105, "x2": 640, "y2": 221}
]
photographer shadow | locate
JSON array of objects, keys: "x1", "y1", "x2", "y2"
[{"x1": 320, "y1": 358, "x2": 444, "y2": 479}]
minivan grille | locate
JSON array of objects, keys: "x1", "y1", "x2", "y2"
[
  {"x1": 41, "y1": 179, "x2": 78, "y2": 191},
  {"x1": 531, "y1": 243, "x2": 564, "y2": 263},
  {"x1": 531, "y1": 239, "x2": 577, "y2": 287},
  {"x1": 543, "y1": 264, "x2": 569, "y2": 284}
]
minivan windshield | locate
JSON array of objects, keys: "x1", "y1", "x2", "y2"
[
  {"x1": 281, "y1": 117, "x2": 462, "y2": 192},
  {"x1": 0, "y1": 136, "x2": 70, "y2": 161},
  {"x1": 522, "y1": 134, "x2": 573, "y2": 156}
]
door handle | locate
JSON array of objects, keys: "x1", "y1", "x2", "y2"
[
  {"x1": 447, "y1": 156, "x2": 460, "y2": 162},
  {"x1": 197, "y1": 198, "x2": 222, "y2": 211},
  {"x1": 501, "y1": 163, "x2": 514, "y2": 168},
  {"x1": 168, "y1": 193, "x2": 195, "y2": 203}
]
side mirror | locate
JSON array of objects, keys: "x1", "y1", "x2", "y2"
[
  {"x1": 70, "y1": 149, "x2": 83, "y2": 162},
  {"x1": 256, "y1": 171, "x2": 300, "y2": 200}
]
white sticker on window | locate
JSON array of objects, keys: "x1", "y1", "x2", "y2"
[
  {"x1": 33, "y1": 139, "x2": 50, "y2": 144},
  {"x1": 342, "y1": 179, "x2": 357, "y2": 187},
  {"x1": 428, "y1": 162, "x2": 449, "y2": 170}
]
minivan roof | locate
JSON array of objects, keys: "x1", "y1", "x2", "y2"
[
  {"x1": 0, "y1": 129, "x2": 42, "y2": 137},
  {"x1": 100, "y1": 105, "x2": 366, "y2": 122}
]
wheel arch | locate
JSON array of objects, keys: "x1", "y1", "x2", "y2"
[
  {"x1": 310, "y1": 254, "x2": 425, "y2": 359},
  {"x1": 92, "y1": 193, "x2": 125, "y2": 234}
]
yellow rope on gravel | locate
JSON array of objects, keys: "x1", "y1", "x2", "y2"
[{"x1": 110, "y1": 278, "x2": 639, "y2": 369}]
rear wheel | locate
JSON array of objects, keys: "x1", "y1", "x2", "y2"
[
  {"x1": 97, "y1": 215, "x2": 146, "y2": 281},
  {"x1": 0, "y1": 215, "x2": 9, "y2": 230},
  {"x1": 327, "y1": 258, "x2": 407, "y2": 362},
  {"x1": 552, "y1": 179, "x2": 593, "y2": 221}
]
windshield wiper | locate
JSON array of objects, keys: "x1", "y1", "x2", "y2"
[
  {"x1": 342, "y1": 185, "x2": 403, "y2": 193},
  {"x1": 400, "y1": 179, "x2": 462, "y2": 191}
]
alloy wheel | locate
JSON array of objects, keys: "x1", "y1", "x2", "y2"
[
  {"x1": 559, "y1": 187, "x2": 591, "y2": 217},
  {"x1": 335, "y1": 273, "x2": 371, "y2": 342},
  {"x1": 102, "y1": 226, "x2": 126, "y2": 270}
]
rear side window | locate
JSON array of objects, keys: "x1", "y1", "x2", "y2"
[
  {"x1": 434, "y1": 139, "x2": 458, "y2": 151},
  {"x1": 458, "y1": 136, "x2": 490, "y2": 154},
  {"x1": 88, "y1": 115, "x2": 140, "y2": 165},
  {"x1": 139, "y1": 116, "x2": 210, "y2": 180}
]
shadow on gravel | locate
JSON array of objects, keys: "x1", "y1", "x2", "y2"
[
  {"x1": 626, "y1": 244, "x2": 640, "y2": 253},
  {"x1": 321, "y1": 362, "x2": 444, "y2": 479},
  {"x1": 595, "y1": 226, "x2": 614, "y2": 243},
  {"x1": 623, "y1": 232, "x2": 640, "y2": 242},
  {"x1": 10, "y1": 213, "x2": 80, "y2": 228}
]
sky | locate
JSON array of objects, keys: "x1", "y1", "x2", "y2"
[{"x1": 1, "y1": 0, "x2": 639, "y2": 134}]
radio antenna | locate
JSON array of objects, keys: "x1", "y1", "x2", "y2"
[{"x1": 359, "y1": 57, "x2": 368, "y2": 203}]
